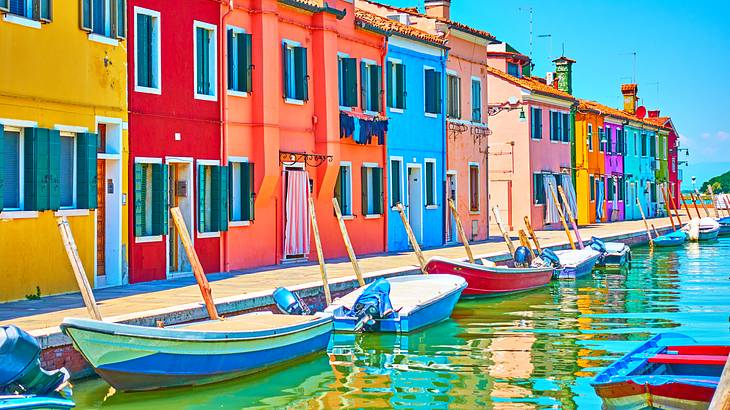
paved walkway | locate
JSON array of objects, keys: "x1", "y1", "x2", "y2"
[{"x1": 0, "y1": 215, "x2": 680, "y2": 332}]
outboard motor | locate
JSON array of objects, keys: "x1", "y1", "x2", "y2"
[
  {"x1": 347, "y1": 279, "x2": 395, "y2": 332},
  {"x1": 272, "y1": 288, "x2": 311, "y2": 315},
  {"x1": 0, "y1": 325, "x2": 69, "y2": 395},
  {"x1": 513, "y1": 246, "x2": 532, "y2": 268},
  {"x1": 539, "y1": 248, "x2": 562, "y2": 268},
  {"x1": 590, "y1": 236, "x2": 607, "y2": 254}
]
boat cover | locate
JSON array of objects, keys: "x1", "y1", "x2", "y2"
[
  {"x1": 554, "y1": 249, "x2": 600, "y2": 267},
  {"x1": 346, "y1": 279, "x2": 395, "y2": 320}
]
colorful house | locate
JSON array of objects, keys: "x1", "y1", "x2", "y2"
[
  {"x1": 0, "y1": 2, "x2": 129, "y2": 302},
  {"x1": 647, "y1": 111, "x2": 681, "y2": 209},
  {"x1": 575, "y1": 101, "x2": 606, "y2": 224},
  {"x1": 604, "y1": 119, "x2": 626, "y2": 221},
  {"x1": 487, "y1": 52, "x2": 577, "y2": 230}
]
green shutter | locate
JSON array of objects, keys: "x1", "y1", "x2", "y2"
[
  {"x1": 395, "y1": 63, "x2": 405, "y2": 110},
  {"x1": 426, "y1": 162, "x2": 434, "y2": 205},
  {"x1": 24, "y1": 128, "x2": 46, "y2": 211},
  {"x1": 248, "y1": 163, "x2": 255, "y2": 221},
  {"x1": 151, "y1": 163, "x2": 167, "y2": 236},
  {"x1": 198, "y1": 165, "x2": 206, "y2": 232},
  {"x1": 80, "y1": 0, "x2": 91, "y2": 31},
  {"x1": 344, "y1": 58, "x2": 358, "y2": 107},
  {"x1": 134, "y1": 163, "x2": 146, "y2": 237},
  {"x1": 370, "y1": 64, "x2": 381, "y2": 112},
  {"x1": 136, "y1": 13, "x2": 150, "y2": 88},
  {"x1": 334, "y1": 167, "x2": 342, "y2": 216},
  {"x1": 48, "y1": 130, "x2": 60, "y2": 210},
  {"x1": 0, "y1": 125, "x2": 3, "y2": 212},
  {"x1": 0, "y1": 0, "x2": 8, "y2": 12},
  {"x1": 242, "y1": 33, "x2": 252, "y2": 93},
  {"x1": 282, "y1": 43, "x2": 289, "y2": 98},
  {"x1": 76, "y1": 133, "x2": 98, "y2": 209},
  {"x1": 115, "y1": 0, "x2": 125, "y2": 38},
  {"x1": 227, "y1": 29, "x2": 234, "y2": 91},
  {"x1": 360, "y1": 61, "x2": 367, "y2": 110},
  {"x1": 197, "y1": 28, "x2": 206, "y2": 95},
  {"x1": 361, "y1": 167, "x2": 368, "y2": 215},
  {"x1": 32, "y1": 0, "x2": 51, "y2": 22},
  {"x1": 424, "y1": 69, "x2": 434, "y2": 113},
  {"x1": 294, "y1": 46, "x2": 308, "y2": 101},
  {"x1": 435, "y1": 72, "x2": 442, "y2": 115},
  {"x1": 373, "y1": 167, "x2": 383, "y2": 215},
  {"x1": 241, "y1": 162, "x2": 255, "y2": 221},
  {"x1": 390, "y1": 161, "x2": 400, "y2": 206},
  {"x1": 386, "y1": 61, "x2": 393, "y2": 108},
  {"x1": 211, "y1": 166, "x2": 228, "y2": 232}
]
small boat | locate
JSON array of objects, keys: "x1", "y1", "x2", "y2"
[
  {"x1": 0, "y1": 395, "x2": 74, "y2": 409},
  {"x1": 654, "y1": 230, "x2": 687, "y2": 247},
  {"x1": 718, "y1": 216, "x2": 730, "y2": 236},
  {"x1": 324, "y1": 275, "x2": 466, "y2": 333},
  {"x1": 552, "y1": 248, "x2": 602, "y2": 279},
  {"x1": 423, "y1": 256, "x2": 553, "y2": 298},
  {"x1": 591, "y1": 237, "x2": 631, "y2": 269},
  {"x1": 61, "y1": 311, "x2": 333, "y2": 391},
  {"x1": 592, "y1": 333, "x2": 729, "y2": 410},
  {"x1": 683, "y1": 217, "x2": 720, "y2": 242}
]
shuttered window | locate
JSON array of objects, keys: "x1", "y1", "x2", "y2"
[
  {"x1": 195, "y1": 23, "x2": 217, "y2": 98},
  {"x1": 386, "y1": 61, "x2": 406, "y2": 110},
  {"x1": 361, "y1": 166, "x2": 383, "y2": 216},
  {"x1": 282, "y1": 42, "x2": 308, "y2": 101},
  {"x1": 134, "y1": 162, "x2": 167, "y2": 237},
  {"x1": 587, "y1": 124, "x2": 593, "y2": 151},
  {"x1": 561, "y1": 113, "x2": 570, "y2": 142},
  {"x1": 425, "y1": 160, "x2": 436, "y2": 206},
  {"x1": 446, "y1": 73, "x2": 461, "y2": 119},
  {"x1": 531, "y1": 107, "x2": 542, "y2": 139},
  {"x1": 641, "y1": 133, "x2": 647, "y2": 156},
  {"x1": 424, "y1": 68, "x2": 442, "y2": 115},
  {"x1": 80, "y1": 0, "x2": 125, "y2": 38},
  {"x1": 338, "y1": 57, "x2": 358, "y2": 107},
  {"x1": 229, "y1": 161, "x2": 255, "y2": 222},
  {"x1": 76, "y1": 132, "x2": 97, "y2": 209},
  {"x1": 590, "y1": 175, "x2": 595, "y2": 201},
  {"x1": 360, "y1": 61, "x2": 382, "y2": 112},
  {"x1": 533, "y1": 173, "x2": 545, "y2": 205},
  {"x1": 550, "y1": 111, "x2": 560, "y2": 141},
  {"x1": 5, "y1": 0, "x2": 51, "y2": 22},
  {"x1": 334, "y1": 165, "x2": 352, "y2": 216},
  {"x1": 598, "y1": 128, "x2": 604, "y2": 152},
  {"x1": 471, "y1": 79, "x2": 482, "y2": 122},
  {"x1": 1, "y1": 128, "x2": 22, "y2": 210},
  {"x1": 389, "y1": 158, "x2": 402, "y2": 207},
  {"x1": 198, "y1": 164, "x2": 228, "y2": 233},
  {"x1": 227, "y1": 28, "x2": 252, "y2": 94},
  {"x1": 23, "y1": 128, "x2": 60, "y2": 211},
  {"x1": 469, "y1": 164, "x2": 479, "y2": 212},
  {"x1": 59, "y1": 135, "x2": 75, "y2": 208},
  {"x1": 135, "y1": 9, "x2": 160, "y2": 91}
]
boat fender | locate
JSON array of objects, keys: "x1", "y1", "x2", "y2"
[
  {"x1": 590, "y1": 237, "x2": 607, "y2": 253},
  {"x1": 539, "y1": 249, "x2": 561, "y2": 268},
  {"x1": 0, "y1": 325, "x2": 69, "y2": 395},
  {"x1": 272, "y1": 288, "x2": 311, "y2": 315},
  {"x1": 514, "y1": 246, "x2": 532, "y2": 268}
]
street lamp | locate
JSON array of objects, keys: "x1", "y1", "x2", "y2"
[
  {"x1": 518, "y1": 107, "x2": 526, "y2": 122},
  {"x1": 691, "y1": 176, "x2": 697, "y2": 192}
]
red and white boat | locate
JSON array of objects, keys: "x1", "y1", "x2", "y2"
[{"x1": 423, "y1": 256, "x2": 554, "y2": 298}]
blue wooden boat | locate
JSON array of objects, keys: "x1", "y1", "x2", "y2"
[
  {"x1": 0, "y1": 395, "x2": 74, "y2": 409},
  {"x1": 591, "y1": 238, "x2": 631, "y2": 269},
  {"x1": 718, "y1": 216, "x2": 730, "y2": 236},
  {"x1": 654, "y1": 230, "x2": 687, "y2": 247},
  {"x1": 61, "y1": 311, "x2": 333, "y2": 391},
  {"x1": 592, "y1": 333, "x2": 729, "y2": 410},
  {"x1": 324, "y1": 274, "x2": 466, "y2": 333},
  {"x1": 552, "y1": 248, "x2": 601, "y2": 279}
]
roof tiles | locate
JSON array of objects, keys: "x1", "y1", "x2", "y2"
[
  {"x1": 487, "y1": 66, "x2": 575, "y2": 101},
  {"x1": 354, "y1": 9, "x2": 447, "y2": 46}
]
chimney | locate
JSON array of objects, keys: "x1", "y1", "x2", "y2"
[
  {"x1": 621, "y1": 84, "x2": 638, "y2": 115},
  {"x1": 648, "y1": 109, "x2": 660, "y2": 118},
  {"x1": 424, "y1": 0, "x2": 451, "y2": 20},
  {"x1": 553, "y1": 56, "x2": 576, "y2": 94}
]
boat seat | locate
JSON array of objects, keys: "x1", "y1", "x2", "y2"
[
  {"x1": 648, "y1": 354, "x2": 728, "y2": 366},
  {"x1": 667, "y1": 345, "x2": 730, "y2": 356}
]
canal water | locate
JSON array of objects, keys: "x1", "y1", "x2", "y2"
[{"x1": 73, "y1": 238, "x2": 730, "y2": 409}]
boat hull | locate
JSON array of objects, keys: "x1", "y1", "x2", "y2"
[
  {"x1": 553, "y1": 249, "x2": 601, "y2": 279},
  {"x1": 593, "y1": 380, "x2": 716, "y2": 410},
  {"x1": 698, "y1": 226, "x2": 720, "y2": 241},
  {"x1": 719, "y1": 217, "x2": 730, "y2": 236},
  {"x1": 0, "y1": 395, "x2": 75, "y2": 409},
  {"x1": 597, "y1": 243, "x2": 631, "y2": 269},
  {"x1": 61, "y1": 313, "x2": 333, "y2": 391},
  {"x1": 655, "y1": 231, "x2": 687, "y2": 247},
  {"x1": 424, "y1": 257, "x2": 553, "y2": 298}
]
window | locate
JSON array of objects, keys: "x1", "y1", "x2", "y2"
[
  {"x1": 561, "y1": 113, "x2": 570, "y2": 142},
  {"x1": 616, "y1": 128, "x2": 624, "y2": 155},
  {"x1": 334, "y1": 164, "x2": 352, "y2": 216},
  {"x1": 641, "y1": 133, "x2": 647, "y2": 156},
  {"x1": 650, "y1": 135, "x2": 656, "y2": 157},
  {"x1": 134, "y1": 161, "x2": 167, "y2": 238},
  {"x1": 360, "y1": 61, "x2": 382, "y2": 113},
  {"x1": 227, "y1": 28, "x2": 252, "y2": 94},
  {"x1": 590, "y1": 175, "x2": 595, "y2": 201},
  {"x1": 605, "y1": 128, "x2": 612, "y2": 153},
  {"x1": 195, "y1": 22, "x2": 217, "y2": 100},
  {"x1": 533, "y1": 173, "x2": 545, "y2": 205},
  {"x1": 446, "y1": 73, "x2": 461, "y2": 119},
  {"x1": 507, "y1": 62, "x2": 519, "y2": 77},
  {"x1": 469, "y1": 164, "x2": 479, "y2": 212},
  {"x1": 598, "y1": 128, "x2": 604, "y2": 152},
  {"x1": 587, "y1": 124, "x2": 594, "y2": 151},
  {"x1": 59, "y1": 134, "x2": 76, "y2": 208},
  {"x1": 531, "y1": 107, "x2": 542, "y2": 139},
  {"x1": 471, "y1": 78, "x2": 482, "y2": 122},
  {"x1": 387, "y1": 60, "x2": 406, "y2": 110},
  {"x1": 1, "y1": 129, "x2": 22, "y2": 210},
  {"x1": 338, "y1": 55, "x2": 358, "y2": 107},
  {"x1": 607, "y1": 177, "x2": 615, "y2": 201},
  {"x1": 198, "y1": 163, "x2": 228, "y2": 233},
  {"x1": 361, "y1": 165, "x2": 383, "y2": 216},
  {"x1": 550, "y1": 111, "x2": 561, "y2": 141},
  {"x1": 4, "y1": 0, "x2": 51, "y2": 21},
  {"x1": 389, "y1": 158, "x2": 403, "y2": 207},
  {"x1": 283, "y1": 42, "x2": 308, "y2": 102},
  {"x1": 81, "y1": 0, "x2": 126, "y2": 39},
  {"x1": 229, "y1": 160, "x2": 255, "y2": 222},
  {"x1": 134, "y1": 7, "x2": 161, "y2": 93},
  {"x1": 424, "y1": 68, "x2": 442, "y2": 115},
  {"x1": 425, "y1": 159, "x2": 436, "y2": 207},
  {"x1": 634, "y1": 132, "x2": 638, "y2": 155},
  {"x1": 618, "y1": 177, "x2": 625, "y2": 201}
]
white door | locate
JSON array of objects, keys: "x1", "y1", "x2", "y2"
[
  {"x1": 446, "y1": 173, "x2": 457, "y2": 243},
  {"x1": 168, "y1": 161, "x2": 193, "y2": 277},
  {"x1": 407, "y1": 166, "x2": 423, "y2": 244}
]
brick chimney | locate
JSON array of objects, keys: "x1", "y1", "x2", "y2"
[
  {"x1": 621, "y1": 84, "x2": 638, "y2": 115},
  {"x1": 648, "y1": 109, "x2": 660, "y2": 118},
  {"x1": 553, "y1": 56, "x2": 576, "y2": 95},
  {"x1": 424, "y1": 0, "x2": 451, "y2": 20}
]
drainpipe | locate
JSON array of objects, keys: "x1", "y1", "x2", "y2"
[
  {"x1": 440, "y1": 49, "x2": 448, "y2": 244},
  {"x1": 220, "y1": 0, "x2": 234, "y2": 272},
  {"x1": 381, "y1": 36, "x2": 388, "y2": 251}
]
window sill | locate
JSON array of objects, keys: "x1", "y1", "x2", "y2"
[
  {"x1": 339, "y1": 106, "x2": 353, "y2": 112},
  {"x1": 534, "y1": 204, "x2": 544, "y2": 207},
  {"x1": 550, "y1": 140, "x2": 560, "y2": 144},
  {"x1": 0, "y1": 211, "x2": 39, "y2": 220},
  {"x1": 229, "y1": 220, "x2": 251, "y2": 227},
  {"x1": 198, "y1": 231, "x2": 221, "y2": 239},
  {"x1": 3, "y1": 14, "x2": 41, "y2": 29},
  {"x1": 389, "y1": 108, "x2": 404, "y2": 114},
  {"x1": 54, "y1": 209, "x2": 90, "y2": 217},
  {"x1": 285, "y1": 98, "x2": 304, "y2": 106},
  {"x1": 424, "y1": 112, "x2": 438, "y2": 118},
  {"x1": 341, "y1": 215, "x2": 355, "y2": 221},
  {"x1": 425, "y1": 205, "x2": 438, "y2": 210},
  {"x1": 364, "y1": 214, "x2": 382, "y2": 219},
  {"x1": 88, "y1": 33, "x2": 119, "y2": 46},
  {"x1": 363, "y1": 110, "x2": 379, "y2": 117},
  {"x1": 469, "y1": 211, "x2": 480, "y2": 215},
  {"x1": 135, "y1": 85, "x2": 162, "y2": 95},
  {"x1": 228, "y1": 90, "x2": 249, "y2": 98},
  {"x1": 136, "y1": 235, "x2": 163, "y2": 244},
  {"x1": 195, "y1": 93, "x2": 218, "y2": 102},
  {"x1": 531, "y1": 137, "x2": 542, "y2": 141}
]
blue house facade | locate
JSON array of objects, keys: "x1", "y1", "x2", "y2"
[
  {"x1": 385, "y1": 37, "x2": 448, "y2": 251},
  {"x1": 623, "y1": 123, "x2": 642, "y2": 221},
  {"x1": 639, "y1": 128, "x2": 658, "y2": 217}
]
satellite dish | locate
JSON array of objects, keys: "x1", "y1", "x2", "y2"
[
  {"x1": 508, "y1": 96, "x2": 518, "y2": 105},
  {"x1": 636, "y1": 106, "x2": 647, "y2": 119}
]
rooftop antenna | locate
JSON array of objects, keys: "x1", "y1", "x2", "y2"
[
  {"x1": 518, "y1": 7, "x2": 534, "y2": 65},
  {"x1": 619, "y1": 51, "x2": 638, "y2": 83},
  {"x1": 537, "y1": 34, "x2": 552, "y2": 62}
]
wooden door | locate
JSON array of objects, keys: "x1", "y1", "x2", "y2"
[{"x1": 96, "y1": 160, "x2": 106, "y2": 278}]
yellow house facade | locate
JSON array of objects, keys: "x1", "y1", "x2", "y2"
[{"x1": 0, "y1": 2, "x2": 128, "y2": 302}]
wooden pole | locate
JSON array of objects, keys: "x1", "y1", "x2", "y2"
[
  {"x1": 681, "y1": 193, "x2": 693, "y2": 221},
  {"x1": 558, "y1": 185, "x2": 585, "y2": 249},
  {"x1": 57, "y1": 217, "x2": 103, "y2": 321},
  {"x1": 518, "y1": 229, "x2": 535, "y2": 259},
  {"x1": 395, "y1": 203, "x2": 427, "y2": 273},
  {"x1": 332, "y1": 198, "x2": 365, "y2": 287},
  {"x1": 524, "y1": 216, "x2": 542, "y2": 254},
  {"x1": 308, "y1": 196, "x2": 331, "y2": 305},
  {"x1": 636, "y1": 198, "x2": 654, "y2": 247},
  {"x1": 491, "y1": 205, "x2": 516, "y2": 257},
  {"x1": 447, "y1": 199, "x2": 475, "y2": 263},
  {"x1": 170, "y1": 207, "x2": 219, "y2": 320},
  {"x1": 708, "y1": 186, "x2": 721, "y2": 218},
  {"x1": 690, "y1": 192, "x2": 703, "y2": 219},
  {"x1": 548, "y1": 183, "x2": 576, "y2": 250},
  {"x1": 660, "y1": 185, "x2": 676, "y2": 230},
  {"x1": 695, "y1": 190, "x2": 711, "y2": 217},
  {"x1": 650, "y1": 223, "x2": 659, "y2": 238},
  {"x1": 665, "y1": 185, "x2": 683, "y2": 225},
  {"x1": 709, "y1": 354, "x2": 730, "y2": 410}
]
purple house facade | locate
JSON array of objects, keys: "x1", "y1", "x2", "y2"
[{"x1": 604, "y1": 119, "x2": 625, "y2": 221}]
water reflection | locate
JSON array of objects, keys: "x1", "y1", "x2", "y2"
[{"x1": 73, "y1": 238, "x2": 730, "y2": 409}]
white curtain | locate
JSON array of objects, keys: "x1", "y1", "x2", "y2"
[
  {"x1": 596, "y1": 179, "x2": 605, "y2": 220},
  {"x1": 561, "y1": 174, "x2": 578, "y2": 218},
  {"x1": 543, "y1": 174, "x2": 560, "y2": 224},
  {"x1": 284, "y1": 170, "x2": 311, "y2": 257}
]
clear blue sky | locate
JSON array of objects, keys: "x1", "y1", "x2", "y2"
[{"x1": 385, "y1": 0, "x2": 730, "y2": 179}]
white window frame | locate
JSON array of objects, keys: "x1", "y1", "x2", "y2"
[
  {"x1": 193, "y1": 20, "x2": 218, "y2": 101},
  {"x1": 339, "y1": 161, "x2": 354, "y2": 219},
  {"x1": 468, "y1": 161, "x2": 480, "y2": 214},
  {"x1": 197, "y1": 159, "x2": 221, "y2": 238},
  {"x1": 530, "y1": 106, "x2": 542, "y2": 140},
  {"x1": 228, "y1": 156, "x2": 251, "y2": 227},
  {"x1": 445, "y1": 69, "x2": 460, "y2": 120},
  {"x1": 134, "y1": 6, "x2": 162, "y2": 95},
  {"x1": 361, "y1": 162, "x2": 380, "y2": 218},
  {"x1": 133, "y1": 157, "x2": 163, "y2": 243},
  {"x1": 470, "y1": 76, "x2": 482, "y2": 124},
  {"x1": 387, "y1": 57, "x2": 404, "y2": 114},
  {"x1": 86, "y1": 0, "x2": 120, "y2": 46},
  {"x1": 423, "y1": 65, "x2": 438, "y2": 118},
  {"x1": 587, "y1": 123, "x2": 593, "y2": 152},
  {"x1": 2, "y1": 13, "x2": 41, "y2": 29},
  {"x1": 282, "y1": 39, "x2": 303, "y2": 105},
  {"x1": 389, "y1": 156, "x2": 404, "y2": 210},
  {"x1": 226, "y1": 25, "x2": 249, "y2": 98},
  {"x1": 424, "y1": 158, "x2": 438, "y2": 209},
  {"x1": 337, "y1": 52, "x2": 352, "y2": 111},
  {"x1": 1, "y1": 126, "x2": 25, "y2": 212},
  {"x1": 58, "y1": 132, "x2": 78, "y2": 210},
  {"x1": 361, "y1": 58, "x2": 378, "y2": 116}
]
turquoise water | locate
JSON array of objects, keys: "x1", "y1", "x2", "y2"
[{"x1": 73, "y1": 239, "x2": 730, "y2": 409}]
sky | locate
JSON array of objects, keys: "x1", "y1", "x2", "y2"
[{"x1": 385, "y1": 0, "x2": 730, "y2": 186}]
